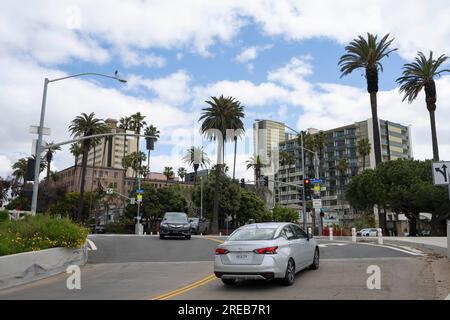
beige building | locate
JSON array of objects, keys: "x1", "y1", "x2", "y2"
[
  {"x1": 77, "y1": 118, "x2": 137, "y2": 176},
  {"x1": 253, "y1": 119, "x2": 286, "y2": 208}
]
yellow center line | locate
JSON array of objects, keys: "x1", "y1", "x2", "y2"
[
  {"x1": 151, "y1": 274, "x2": 217, "y2": 300},
  {"x1": 150, "y1": 237, "x2": 224, "y2": 300},
  {"x1": 203, "y1": 237, "x2": 225, "y2": 244}
]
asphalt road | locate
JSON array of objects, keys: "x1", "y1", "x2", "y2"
[{"x1": 0, "y1": 235, "x2": 448, "y2": 300}]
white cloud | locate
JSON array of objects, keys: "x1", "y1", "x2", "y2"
[
  {"x1": 0, "y1": 55, "x2": 195, "y2": 177},
  {"x1": 119, "y1": 48, "x2": 166, "y2": 68},
  {"x1": 126, "y1": 70, "x2": 192, "y2": 105},
  {"x1": 2, "y1": 0, "x2": 450, "y2": 65},
  {"x1": 235, "y1": 44, "x2": 273, "y2": 64}
]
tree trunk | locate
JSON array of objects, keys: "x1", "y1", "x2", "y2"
[
  {"x1": 369, "y1": 92, "x2": 382, "y2": 166},
  {"x1": 46, "y1": 154, "x2": 51, "y2": 181},
  {"x1": 233, "y1": 137, "x2": 237, "y2": 180},
  {"x1": 362, "y1": 154, "x2": 366, "y2": 171},
  {"x1": 77, "y1": 141, "x2": 90, "y2": 222},
  {"x1": 147, "y1": 150, "x2": 151, "y2": 176},
  {"x1": 428, "y1": 110, "x2": 440, "y2": 161},
  {"x1": 212, "y1": 163, "x2": 220, "y2": 234}
]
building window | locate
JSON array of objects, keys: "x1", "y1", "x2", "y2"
[{"x1": 114, "y1": 172, "x2": 118, "y2": 178}]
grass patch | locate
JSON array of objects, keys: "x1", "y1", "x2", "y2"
[{"x1": 0, "y1": 214, "x2": 89, "y2": 256}]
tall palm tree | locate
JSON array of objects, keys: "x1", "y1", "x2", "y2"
[
  {"x1": 144, "y1": 125, "x2": 160, "y2": 175},
  {"x1": 182, "y1": 146, "x2": 210, "y2": 179},
  {"x1": 12, "y1": 157, "x2": 45, "y2": 184},
  {"x1": 336, "y1": 158, "x2": 349, "y2": 217},
  {"x1": 177, "y1": 167, "x2": 187, "y2": 182},
  {"x1": 44, "y1": 142, "x2": 61, "y2": 181},
  {"x1": 339, "y1": 33, "x2": 397, "y2": 166},
  {"x1": 163, "y1": 167, "x2": 174, "y2": 181},
  {"x1": 118, "y1": 116, "x2": 133, "y2": 160},
  {"x1": 396, "y1": 51, "x2": 450, "y2": 161},
  {"x1": 357, "y1": 138, "x2": 371, "y2": 171},
  {"x1": 199, "y1": 95, "x2": 245, "y2": 234},
  {"x1": 313, "y1": 131, "x2": 327, "y2": 177},
  {"x1": 69, "y1": 112, "x2": 109, "y2": 222},
  {"x1": 130, "y1": 112, "x2": 147, "y2": 153},
  {"x1": 69, "y1": 142, "x2": 83, "y2": 168},
  {"x1": 246, "y1": 155, "x2": 266, "y2": 193}
]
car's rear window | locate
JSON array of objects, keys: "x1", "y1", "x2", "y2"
[
  {"x1": 227, "y1": 228, "x2": 276, "y2": 241},
  {"x1": 164, "y1": 213, "x2": 187, "y2": 222}
]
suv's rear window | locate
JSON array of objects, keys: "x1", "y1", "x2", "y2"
[
  {"x1": 164, "y1": 213, "x2": 188, "y2": 222},
  {"x1": 228, "y1": 228, "x2": 276, "y2": 241}
]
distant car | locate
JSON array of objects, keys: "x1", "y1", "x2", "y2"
[
  {"x1": 159, "y1": 212, "x2": 191, "y2": 240},
  {"x1": 188, "y1": 217, "x2": 209, "y2": 235},
  {"x1": 91, "y1": 224, "x2": 105, "y2": 234},
  {"x1": 360, "y1": 228, "x2": 378, "y2": 237},
  {"x1": 214, "y1": 222, "x2": 319, "y2": 286}
]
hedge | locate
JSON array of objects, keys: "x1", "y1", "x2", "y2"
[{"x1": 0, "y1": 214, "x2": 89, "y2": 256}]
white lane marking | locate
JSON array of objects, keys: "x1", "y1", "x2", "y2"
[
  {"x1": 319, "y1": 243, "x2": 348, "y2": 248},
  {"x1": 86, "y1": 239, "x2": 97, "y2": 251},
  {"x1": 357, "y1": 242, "x2": 425, "y2": 256}
]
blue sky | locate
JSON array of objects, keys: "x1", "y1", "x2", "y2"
[{"x1": 1, "y1": 0, "x2": 450, "y2": 180}]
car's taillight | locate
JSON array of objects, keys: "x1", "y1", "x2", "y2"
[
  {"x1": 215, "y1": 248, "x2": 229, "y2": 255},
  {"x1": 253, "y1": 246, "x2": 278, "y2": 254}
]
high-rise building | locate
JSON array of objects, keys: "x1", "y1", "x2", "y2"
[
  {"x1": 77, "y1": 118, "x2": 137, "y2": 174},
  {"x1": 273, "y1": 119, "x2": 412, "y2": 226},
  {"x1": 253, "y1": 120, "x2": 286, "y2": 208}
]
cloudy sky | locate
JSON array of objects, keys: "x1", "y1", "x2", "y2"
[{"x1": 1, "y1": 0, "x2": 450, "y2": 181}]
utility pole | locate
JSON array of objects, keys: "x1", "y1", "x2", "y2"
[
  {"x1": 200, "y1": 176, "x2": 203, "y2": 219},
  {"x1": 300, "y1": 132, "x2": 307, "y2": 231}
]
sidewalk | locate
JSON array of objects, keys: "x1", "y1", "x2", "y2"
[{"x1": 317, "y1": 236, "x2": 448, "y2": 257}]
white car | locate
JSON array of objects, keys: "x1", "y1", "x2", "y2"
[
  {"x1": 360, "y1": 228, "x2": 379, "y2": 237},
  {"x1": 213, "y1": 222, "x2": 319, "y2": 286}
]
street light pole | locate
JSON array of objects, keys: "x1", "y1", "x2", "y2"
[
  {"x1": 300, "y1": 132, "x2": 307, "y2": 231},
  {"x1": 30, "y1": 72, "x2": 126, "y2": 215},
  {"x1": 31, "y1": 78, "x2": 49, "y2": 215},
  {"x1": 200, "y1": 176, "x2": 203, "y2": 220}
]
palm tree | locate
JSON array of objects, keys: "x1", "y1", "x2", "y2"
[
  {"x1": 69, "y1": 112, "x2": 109, "y2": 222},
  {"x1": 12, "y1": 158, "x2": 29, "y2": 183},
  {"x1": 69, "y1": 142, "x2": 83, "y2": 168},
  {"x1": 313, "y1": 131, "x2": 327, "y2": 177},
  {"x1": 336, "y1": 158, "x2": 349, "y2": 217},
  {"x1": 12, "y1": 157, "x2": 45, "y2": 184},
  {"x1": 396, "y1": 51, "x2": 450, "y2": 161},
  {"x1": 118, "y1": 116, "x2": 133, "y2": 160},
  {"x1": 246, "y1": 155, "x2": 266, "y2": 192},
  {"x1": 144, "y1": 125, "x2": 160, "y2": 175},
  {"x1": 44, "y1": 142, "x2": 61, "y2": 181},
  {"x1": 199, "y1": 95, "x2": 244, "y2": 234},
  {"x1": 163, "y1": 167, "x2": 174, "y2": 181},
  {"x1": 182, "y1": 146, "x2": 211, "y2": 179},
  {"x1": 177, "y1": 167, "x2": 187, "y2": 182},
  {"x1": 339, "y1": 33, "x2": 397, "y2": 166},
  {"x1": 130, "y1": 112, "x2": 147, "y2": 153},
  {"x1": 357, "y1": 138, "x2": 371, "y2": 171}
]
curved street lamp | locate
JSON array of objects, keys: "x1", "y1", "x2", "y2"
[{"x1": 31, "y1": 72, "x2": 127, "y2": 214}]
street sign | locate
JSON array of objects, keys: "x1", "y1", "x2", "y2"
[
  {"x1": 313, "y1": 199, "x2": 322, "y2": 209},
  {"x1": 432, "y1": 162, "x2": 450, "y2": 185},
  {"x1": 314, "y1": 185, "x2": 321, "y2": 191},
  {"x1": 106, "y1": 188, "x2": 113, "y2": 195},
  {"x1": 311, "y1": 178, "x2": 323, "y2": 184},
  {"x1": 31, "y1": 139, "x2": 47, "y2": 156},
  {"x1": 130, "y1": 198, "x2": 136, "y2": 205},
  {"x1": 136, "y1": 189, "x2": 144, "y2": 194},
  {"x1": 29, "y1": 125, "x2": 51, "y2": 136},
  {"x1": 137, "y1": 194, "x2": 143, "y2": 203}
]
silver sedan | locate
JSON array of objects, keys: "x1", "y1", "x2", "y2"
[{"x1": 214, "y1": 222, "x2": 319, "y2": 286}]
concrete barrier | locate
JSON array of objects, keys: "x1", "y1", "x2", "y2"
[{"x1": 0, "y1": 246, "x2": 88, "y2": 290}]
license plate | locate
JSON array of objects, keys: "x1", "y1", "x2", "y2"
[{"x1": 236, "y1": 254, "x2": 248, "y2": 259}]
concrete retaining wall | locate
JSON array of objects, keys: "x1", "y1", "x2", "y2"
[{"x1": 0, "y1": 246, "x2": 88, "y2": 290}]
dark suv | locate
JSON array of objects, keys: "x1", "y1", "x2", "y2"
[{"x1": 159, "y1": 212, "x2": 192, "y2": 240}]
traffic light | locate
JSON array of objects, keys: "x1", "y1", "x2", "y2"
[
  {"x1": 25, "y1": 157, "x2": 35, "y2": 181},
  {"x1": 263, "y1": 176, "x2": 269, "y2": 187},
  {"x1": 240, "y1": 178, "x2": 245, "y2": 188},
  {"x1": 304, "y1": 178, "x2": 312, "y2": 201}
]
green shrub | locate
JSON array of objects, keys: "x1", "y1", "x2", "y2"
[
  {"x1": 0, "y1": 210, "x2": 9, "y2": 222},
  {"x1": 104, "y1": 222, "x2": 132, "y2": 234},
  {"x1": 0, "y1": 214, "x2": 89, "y2": 256}
]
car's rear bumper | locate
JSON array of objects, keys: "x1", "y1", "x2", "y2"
[
  {"x1": 160, "y1": 228, "x2": 191, "y2": 236},
  {"x1": 213, "y1": 256, "x2": 286, "y2": 279}
]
